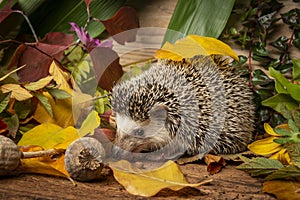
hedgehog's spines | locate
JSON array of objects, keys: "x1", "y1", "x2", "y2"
[{"x1": 112, "y1": 55, "x2": 255, "y2": 157}]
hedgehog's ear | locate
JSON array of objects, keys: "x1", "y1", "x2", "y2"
[{"x1": 149, "y1": 104, "x2": 168, "y2": 121}]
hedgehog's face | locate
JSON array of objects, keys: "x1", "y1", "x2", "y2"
[{"x1": 112, "y1": 104, "x2": 173, "y2": 160}]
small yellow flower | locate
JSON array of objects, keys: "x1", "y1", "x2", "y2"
[{"x1": 248, "y1": 123, "x2": 292, "y2": 165}]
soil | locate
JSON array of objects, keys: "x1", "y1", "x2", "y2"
[{"x1": 0, "y1": 162, "x2": 276, "y2": 199}]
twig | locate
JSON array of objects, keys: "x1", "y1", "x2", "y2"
[
  {"x1": 0, "y1": 64, "x2": 26, "y2": 81},
  {"x1": 281, "y1": 30, "x2": 294, "y2": 65},
  {"x1": 20, "y1": 148, "x2": 64, "y2": 159},
  {"x1": 12, "y1": 10, "x2": 39, "y2": 42}
]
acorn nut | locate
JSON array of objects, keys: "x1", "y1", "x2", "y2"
[
  {"x1": 0, "y1": 135, "x2": 21, "y2": 176},
  {"x1": 64, "y1": 137, "x2": 106, "y2": 182}
]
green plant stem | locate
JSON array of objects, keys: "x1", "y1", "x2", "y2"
[{"x1": 281, "y1": 30, "x2": 295, "y2": 65}]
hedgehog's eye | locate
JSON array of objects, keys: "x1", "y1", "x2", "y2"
[{"x1": 134, "y1": 129, "x2": 144, "y2": 137}]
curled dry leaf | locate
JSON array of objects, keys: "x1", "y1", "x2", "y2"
[
  {"x1": 109, "y1": 160, "x2": 213, "y2": 197},
  {"x1": 204, "y1": 154, "x2": 226, "y2": 175}
]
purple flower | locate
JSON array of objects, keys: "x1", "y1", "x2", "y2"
[{"x1": 70, "y1": 22, "x2": 113, "y2": 52}]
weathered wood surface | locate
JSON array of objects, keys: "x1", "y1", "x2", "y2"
[
  {"x1": 2, "y1": 0, "x2": 299, "y2": 199},
  {"x1": 0, "y1": 164, "x2": 275, "y2": 199}
]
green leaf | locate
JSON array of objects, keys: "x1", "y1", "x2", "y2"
[
  {"x1": 17, "y1": 0, "x2": 126, "y2": 38},
  {"x1": 14, "y1": 99, "x2": 31, "y2": 119},
  {"x1": 252, "y1": 69, "x2": 272, "y2": 85},
  {"x1": 274, "y1": 128, "x2": 291, "y2": 136},
  {"x1": 252, "y1": 42, "x2": 269, "y2": 57},
  {"x1": 77, "y1": 110, "x2": 100, "y2": 137},
  {"x1": 292, "y1": 59, "x2": 300, "y2": 80},
  {"x1": 286, "y1": 143, "x2": 300, "y2": 168},
  {"x1": 273, "y1": 138, "x2": 292, "y2": 145},
  {"x1": 34, "y1": 92, "x2": 53, "y2": 117},
  {"x1": 292, "y1": 110, "x2": 300, "y2": 128},
  {"x1": 262, "y1": 93, "x2": 298, "y2": 119},
  {"x1": 265, "y1": 165, "x2": 300, "y2": 181},
  {"x1": 269, "y1": 67, "x2": 290, "y2": 94},
  {"x1": 94, "y1": 89, "x2": 110, "y2": 114},
  {"x1": 47, "y1": 88, "x2": 71, "y2": 100},
  {"x1": 236, "y1": 157, "x2": 284, "y2": 177},
  {"x1": 3, "y1": 114, "x2": 19, "y2": 138},
  {"x1": 288, "y1": 119, "x2": 299, "y2": 133},
  {"x1": 269, "y1": 67, "x2": 300, "y2": 101},
  {"x1": 163, "y1": 0, "x2": 235, "y2": 44},
  {"x1": 0, "y1": 92, "x2": 10, "y2": 113}
]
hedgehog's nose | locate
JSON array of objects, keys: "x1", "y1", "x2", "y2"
[
  {"x1": 111, "y1": 145, "x2": 123, "y2": 159},
  {"x1": 112, "y1": 145, "x2": 133, "y2": 160}
]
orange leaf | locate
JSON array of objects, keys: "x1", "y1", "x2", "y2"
[
  {"x1": 20, "y1": 155, "x2": 70, "y2": 179},
  {"x1": 263, "y1": 180, "x2": 300, "y2": 200}
]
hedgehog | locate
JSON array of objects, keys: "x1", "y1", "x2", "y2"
[{"x1": 111, "y1": 55, "x2": 255, "y2": 161}]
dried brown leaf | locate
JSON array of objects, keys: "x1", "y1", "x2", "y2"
[{"x1": 204, "y1": 154, "x2": 226, "y2": 175}]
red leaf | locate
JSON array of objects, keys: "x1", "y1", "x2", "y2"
[
  {"x1": 0, "y1": 0, "x2": 13, "y2": 23},
  {"x1": 8, "y1": 32, "x2": 74, "y2": 82},
  {"x1": 99, "y1": 109, "x2": 112, "y2": 123},
  {"x1": 90, "y1": 47, "x2": 123, "y2": 91},
  {"x1": 100, "y1": 6, "x2": 139, "y2": 45}
]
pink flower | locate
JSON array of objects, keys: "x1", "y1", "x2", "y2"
[{"x1": 70, "y1": 22, "x2": 113, "y2": 52}]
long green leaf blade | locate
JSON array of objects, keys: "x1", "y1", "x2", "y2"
[
  {"x1": 163, "y1": 0, "x2": 235, "y2": 44},
  {"x1": 18, "y1": 0, "x2": 126, "y2": 37}
]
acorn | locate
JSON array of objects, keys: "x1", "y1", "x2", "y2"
[
  {"x1": 0, "y1": 135, "x2": 22, "y2": 176},
  {"x1": 64, "y1": 137, "x2": 106, "y2": 182}
]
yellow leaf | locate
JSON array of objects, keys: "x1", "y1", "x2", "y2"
[
  {"x1": 0, "y1": 84, "x2": 33, "y2": 101},
  {"x1": 270, "y1": 148, "x2": 292, "y2": 165},
  {"x1": 248, "y1": 136, "x2": 282, "y2": 155},
  {"x1": 33, "y1": 87, "x2": 93, "y2": 128},
  {"x1": 263, "y1": 180, "x2": 300, "y2": 200},
  {"x1": 154, "y1": 35, "x2": 238, "y2": 61},
  {"x1": 33, "y1": 91, "x2": 75, "y2": 127},
  {"x1": 49, "y1": 61, "x2": 71, "y2": 91},
  {"x1": 264, "y1": 123, "x2": 280, "y2": 136},
  {"x1": 77, "y1": 110, "x2": 101, "y2": 137},
  {"x1": 24, "y1": 76, "x2": 54, "y2": 91},
  {"x1": 109, "y1": 160, "x2": 212, "y2": 197},
  {"x1": 18, "y1": 123, "x2": 79, "y2": 150},
  {"x1": 20, "y1": 155, "x2": 70, "y2": 179}
]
